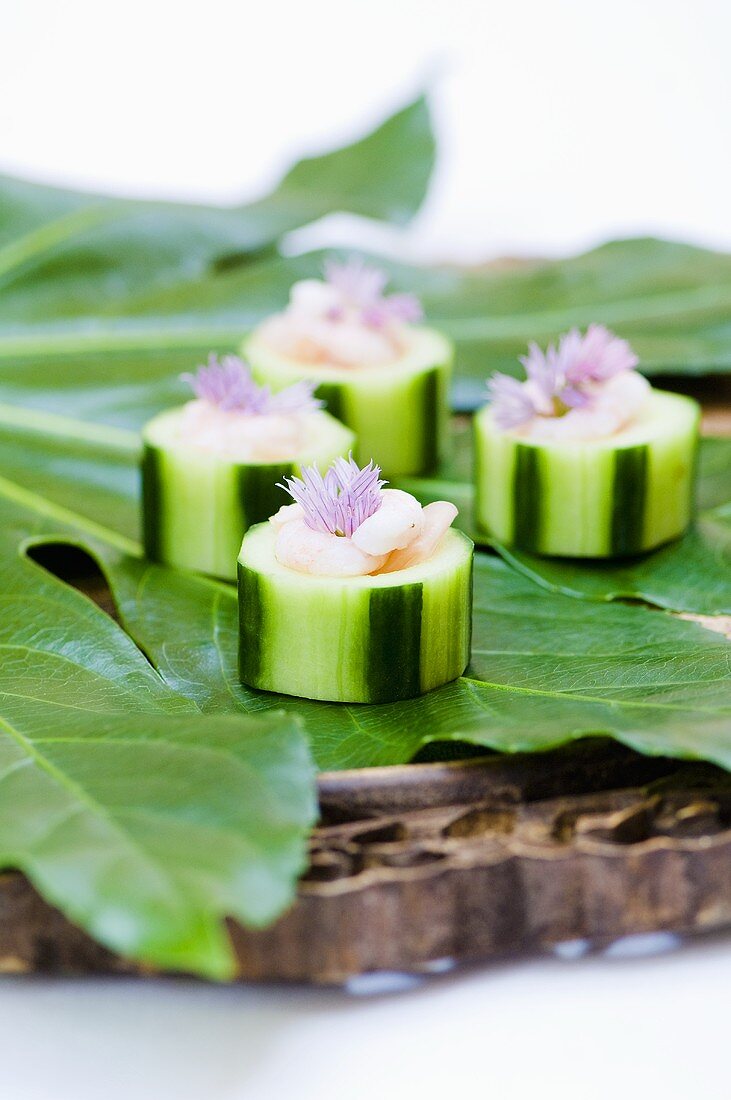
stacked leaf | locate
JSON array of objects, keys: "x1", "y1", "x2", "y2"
[{"x1": 0, "y1": 480, "x2": 316, "y2": 978}]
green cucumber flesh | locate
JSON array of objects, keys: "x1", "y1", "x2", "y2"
[
  {"x1": 243, "y1": 326, "x2": 453, "y2": 478},
  {"x1": 238, "y1": 525, "x2": 473, "y2": 703},
  {"x1": 142, "y1": 408, "x2": 355, "y2": 580},
  {"x1": 474, "y1": 389, "x2": 700, "y2": 558}
]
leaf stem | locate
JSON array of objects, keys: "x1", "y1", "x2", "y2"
[
  {"x1": 0, "y1": 325, "x2": 246, "y2": 360},
  {"x1": 0, "y1": 401, "x2": 140, "y2": 453},
  {"x1": 441, "y1": 282, "x2": 731, "y2": 341},
  {"x1": 0, "y1": 473, "x2": 140, "y2": 555},
  {"x1": 0, "y1": 205, "x2": 117, "y2": 289}
]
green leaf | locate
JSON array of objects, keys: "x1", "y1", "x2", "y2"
[
  {"x1": 102, "y1": 239, "x2": 731, "y2": 412},
  {"x1": 1, "y1": 406, "x2": 729, "y2": 787},
  {"x1": 0, "y1": 96, "x2": 434, "y2": 323},
  {"x1": 21, "y1": 422, "x2": 715, "y2": 777},
  {"x1": 94, "y1": 543, "x2": 731, "y2": 774},
  {"x1": 418, "y1": 237, "x2": 731, "y2": 407},
  {"x1": 2, "y1": 235, "x2": 731, "y2": 433},
  {"x1": 2, "y1": 102, "x2": 725, "y2": 967},
  {"x1": 496, "y1": 507, "x2": 731, "y2": 616},
  {"x1": 0, "y1": 401, "x2": 140, "y2": 540},
  {"x1": 0, "y1": 478, "x2": 316, "y2": 978}
]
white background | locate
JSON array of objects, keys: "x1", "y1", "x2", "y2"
[
  {"x1": 3, "y1": 0, "x2": 731, "y2": 262},
  {"x1": 2, "y1": 1, "x2": 731, "y2": 1097}
]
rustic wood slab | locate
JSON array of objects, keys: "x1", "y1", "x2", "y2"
[
  {"x1": 1, "y1": 380, "x2": 729, "y2": 983},
  {"x1": 2, "y1": 743, "x2": 730, "y2": 982}
]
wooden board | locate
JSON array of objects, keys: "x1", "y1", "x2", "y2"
[
  {"x1": 2, "y1": 743, "x2": 731, "y2": 982},
  {"x1": 1, "y1": 381, "x2": 729, "y2": 983}
]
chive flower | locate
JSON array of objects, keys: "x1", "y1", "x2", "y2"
[
  {"x1": 182, "y1": 354, "x2": 323, "y2": 415},
  {"x1": 487, "y1": 325, "x2": 639, "y2": 429},
  {"x1": 323, "y1": 257, "x2": 423, "y2": 329},
  {"x1": 280, "y1": 455, "x2": 386, "y2": 537}
]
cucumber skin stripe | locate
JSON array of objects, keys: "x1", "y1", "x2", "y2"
[
  {"x1": 367, "y1": 583, "x2": 424, "y2": 702},
  {"x1": 238, "y1": 565, "x2": 264, "y2": 687},
  {"x1": 420, "y1": 367, "x2": 440, "y2": 474},
  {"x1": 313, "y1": 365, "x2": 444, "y2": 475},
  {"x1": 513, "y1": 444, "x2": 542, "y2": 553},
  {"x1": 610, "y1": 446, "x2": 648, "y2": 556},
  {"x1": 511, "y1": 441, "x2": 652, "y2": 556},
  {"x1": 314, "y1": 382, "x2": 344, "y2": 424},
  {"x1": 236, "y1": 465, "x2": 292, "y2": 530},
  {"x1": 142, "y1": 445, "x2": 291, "y2": 566},
  {"x1": 141, "y1": 446, "x2": 163, "y2": 561}
]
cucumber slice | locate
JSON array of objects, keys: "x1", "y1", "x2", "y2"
[
  {"x1": 474, "y1": 389, "x2": 700, "y2": 558},
  {"x1": 142, "y1": 408, "x2": 355, "y2": 580},
  {"x1": 243, "y1": 327, "x2": 453, "y2": 477},
  {"x1": 238, "y1": 524, "x2": 473, "y2": 703}
]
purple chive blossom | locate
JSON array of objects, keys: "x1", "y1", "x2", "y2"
[
  {"x1": 324, "y1": 257, "x2": 388, "y2": 305},
  {"x1": 280, "y1": 454, "x2": 386, "y2": 538},
  {"x1": 487, "y1": 326, "x2": 638, "y2": 429},
  {"x1": 561, "y1": 324, "x2": 639, "y2": 384},
  {"x1": 519, "y1": 341, "x2": 590, "y2": 411},
  {"x1": 182, "y1": 354, "x2": 323, "y2": 415},
  {"x1": 267, "y1": 380, "x2": 325, "y2": 414},
  {"x1": 487, "y1": 373, "x2": 541, "y2": 430},
  {"x1": 361, "y1": 293, "x2": 424, "y2": 328},
  {"x1": 520, "y1": 341, "x2": 562, "y2": 398},
  {"x1": 323, "y1": 257, "x2": 423, "y2": 329}
]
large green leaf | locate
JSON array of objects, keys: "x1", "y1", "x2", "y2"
[
  {"x1": 0, "y1": 98, "x2": 436, "y2": 443},
  {"x1": 6, "y1": 420, "x2": 727, "y2": 776},
  {"x1": 2, "y1": 237, "x2": 731, "y2": 431},
  {"x1": 2, "y1": 399, "x2": 728, "y2": 619},
  {"x1": 429, "y1": 237, "x2": 731, "y2": 402},
  {"x1": 11, "y1": 488, "x2": 731, "y2": 969},
  {"x1": 496, "y1": 506, "x2": 731, "y2": 616},
  {"x1": 0, "y1": 479, "x2": 316, "y2": 978},
  {"x1": 97, "y1": 239, "x2": 731, "y2": 407},
  {"x1": 91, "y1": 541, "x2": 731, "y2": 773},
  {"x1": 0, "y1": 402, "x2": 140, "y2": 539},
  {"x1": 0, "y1": 99, "x2": 730, "y2": 968},
  {"x1": 0, "y1": 96, "x2": 434, "y2": 322}
]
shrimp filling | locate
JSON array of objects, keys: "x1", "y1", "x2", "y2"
[
  {"x1": 174, "y1": 352, "x2": 326, "y2": 462},
  {"x1": 178, "y1": 401, "x2": 319, "y2": 463},
  {"x1": 272, "y1": 458, "x2": 458, "y2": 577},
  {"x1": 256, "y1": 259, "x2": 423, "y2": 370},
  {"x1": 486, "y1": 325, "x2": 651, "y2": 442}
]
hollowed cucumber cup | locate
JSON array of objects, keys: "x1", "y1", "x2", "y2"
[
  {"x1": 243, "y1": 327, "x2": 453, "y2": 478},
  {"x1": 238, "y1": 524, "x2": 473, "y2": 703},
  {"x1": 474, "y1": 389, "x2": 700, "y2": 558},
  {"x1": 142, "y1": 408, "x2": 355, "y2": 580}
]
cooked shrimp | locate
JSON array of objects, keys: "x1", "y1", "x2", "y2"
[
  {"x1": 521, "y1": 371, "x2": 651, "y2": 442},
  {"x1": 380, "y1": 502, "x2": 458, "y2": 572},
  {"x1": 351, "y1": 489, "x2": 424, "y2": 555},
  {"x1": 179, "y1": 400, "x2": 308, "y2": 461},
  {"x1": 274, "y1": 518, "x2": 387, "y2": 577}
]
